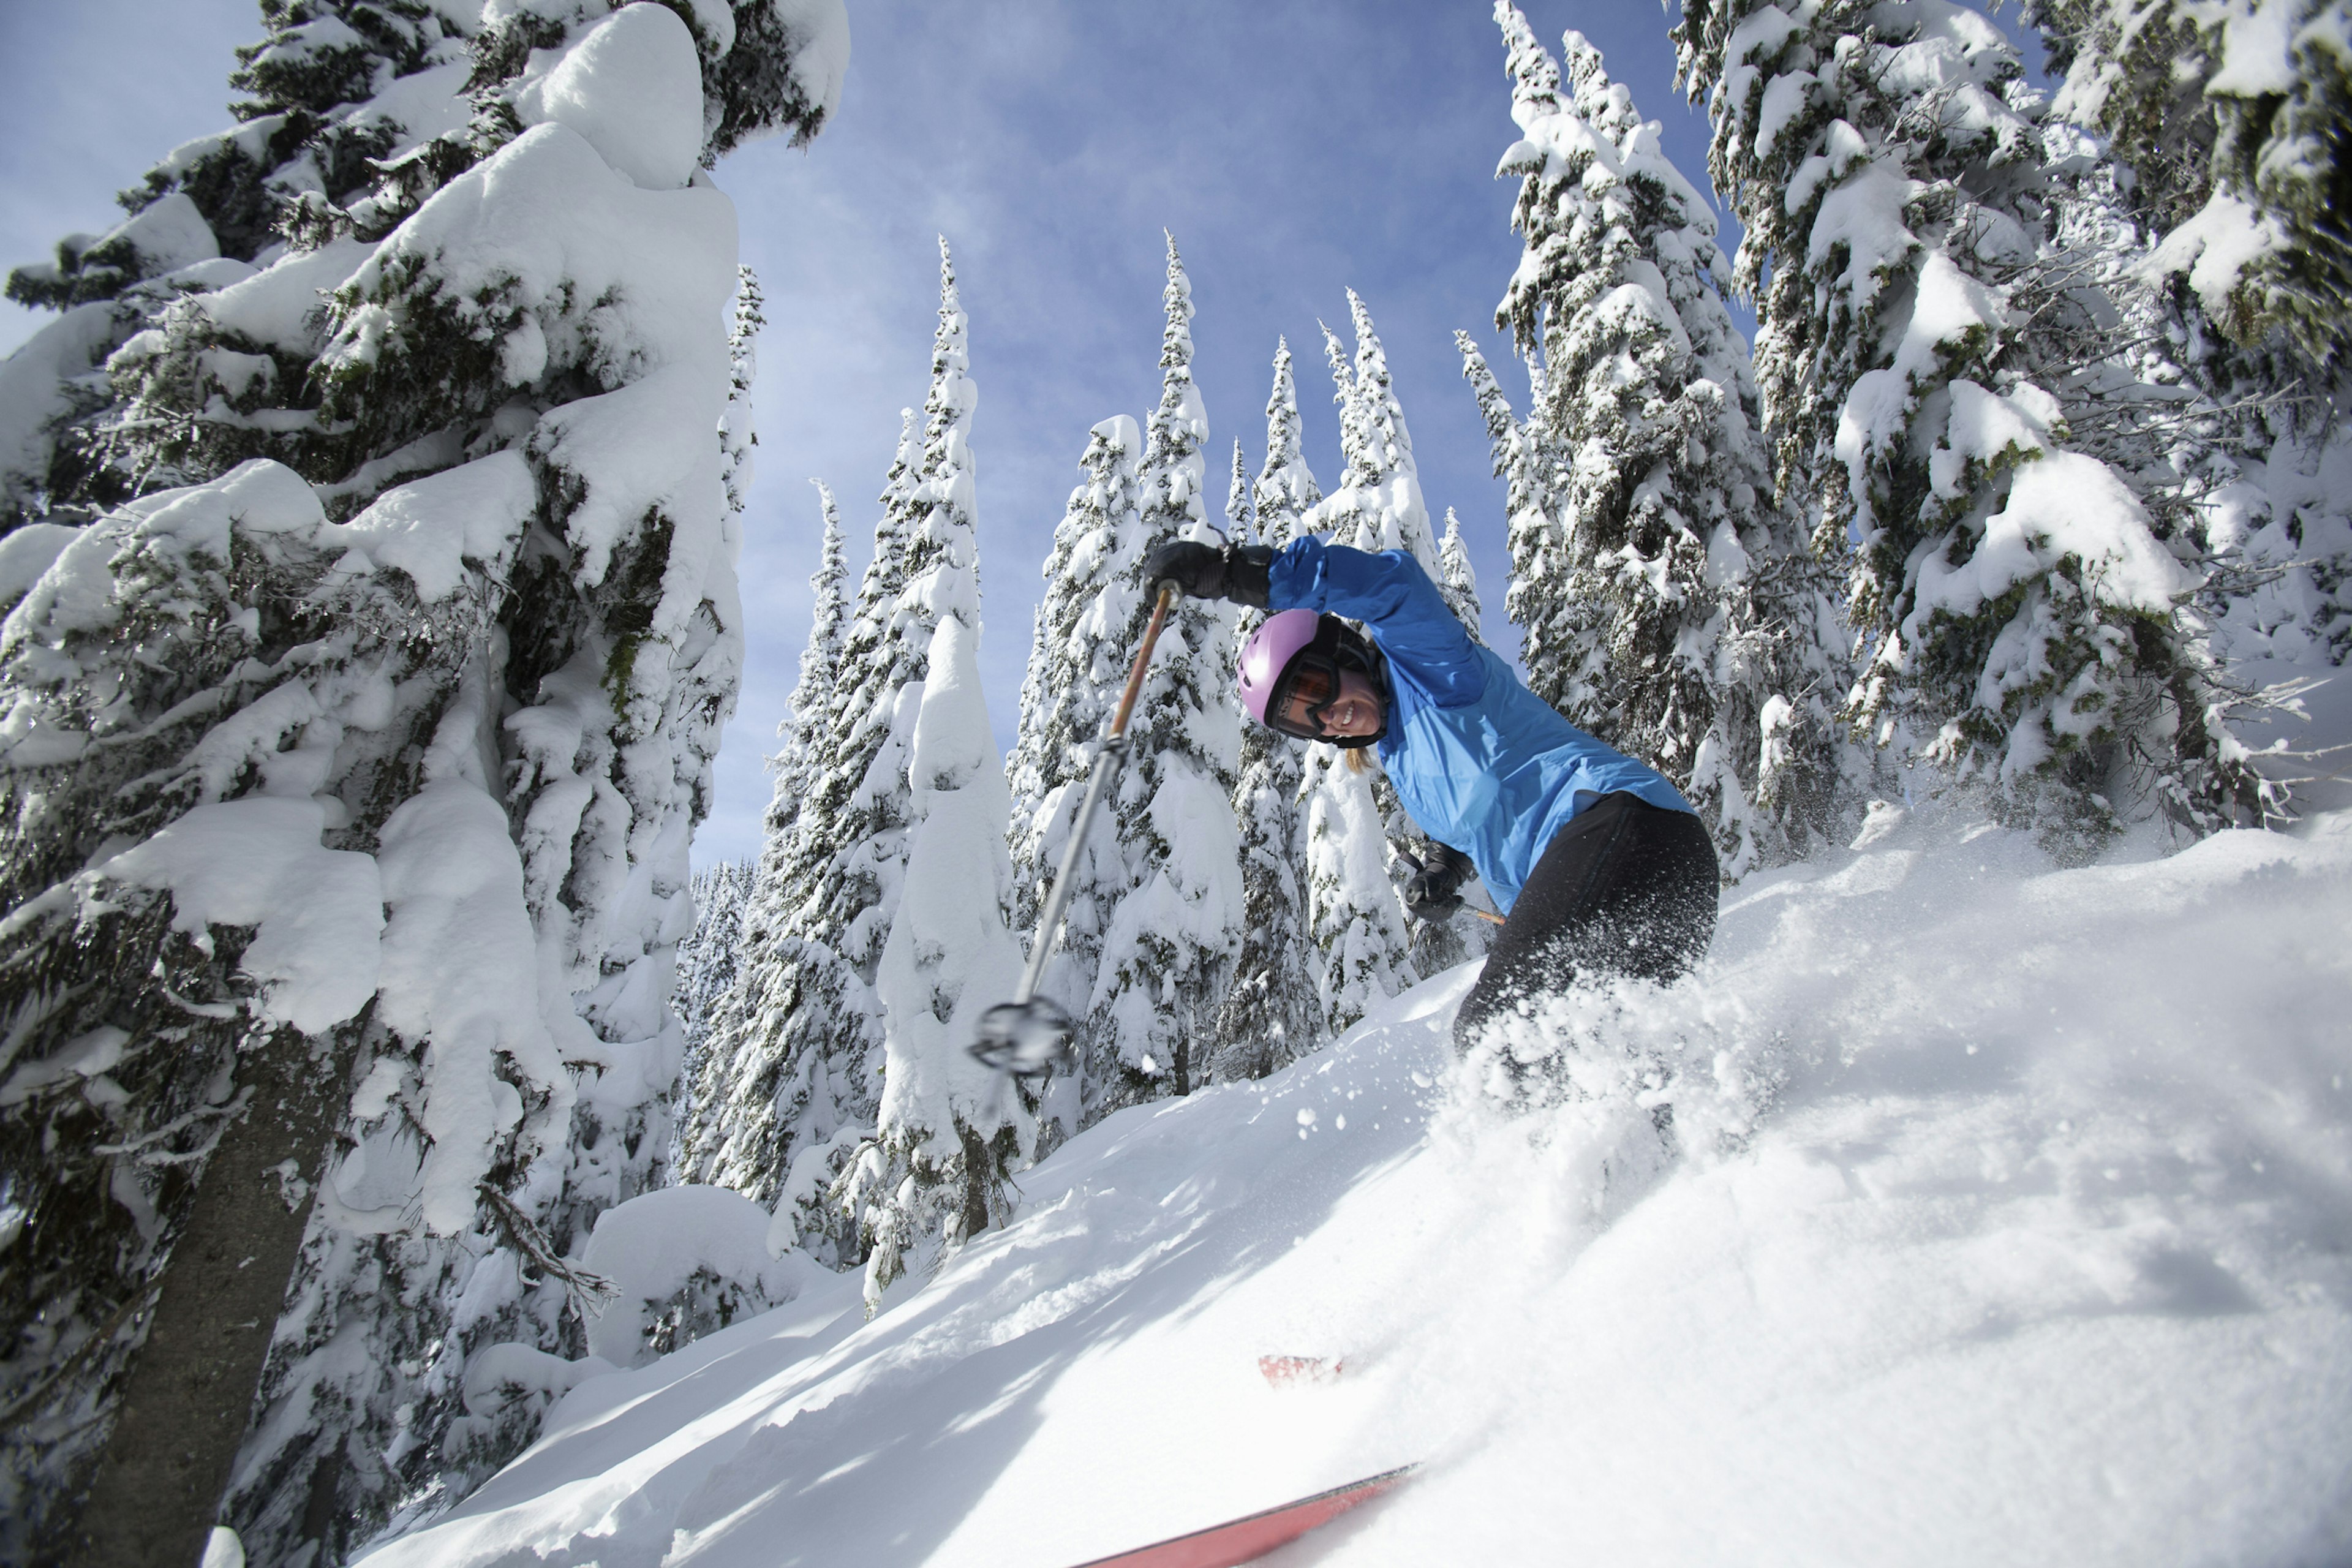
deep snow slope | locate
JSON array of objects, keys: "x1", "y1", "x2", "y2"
[{"x1": 364, "y1": 812, "x2": 2352, "y2": 1568}]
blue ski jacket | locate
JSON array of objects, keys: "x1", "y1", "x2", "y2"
[{"x1": 1266, "y1": 537, "x2": 1693, "y2": 914}]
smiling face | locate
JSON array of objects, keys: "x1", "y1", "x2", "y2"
[
  {"x1": 1268, "y1": 648, "x2": 1387, "y2": 742},
  {"x1": 1316, "y1": 669, "x2": 1384, "y2": 739}
]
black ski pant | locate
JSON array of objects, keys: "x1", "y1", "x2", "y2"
[{"x1": 1454, "y1": 791, "x2": 1719, "y2": 1052}]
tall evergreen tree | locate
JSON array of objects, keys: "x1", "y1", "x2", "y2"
[
  {"x1": 1673, "y1": 0, "x2": 2263, "y2": 853},
  {"x1": 673, "y1": 858, "x2": 755, "y2": 1106},
  {"x1": 1437, "y1": 507, "x2": 1486, "y2": 641},
  {"x1": 2018, "y1": 0, "x2": 2351, "y2": 676},
  {"x1": 0, "y1": 2, "x2": 458, "y2": 529},
  {"x1": 1224, "y1": 438, "x2": 1252, "y2": 543},
  {"x1": 1003, "y1": 415, "x2": 1145, "y2": 1141},
  {"x1": 1482, "y1": 6, "x2": 1850, "y2": 873},
  {"x1": 2016, "y1": 0, "x2": 2225, "y2": 238},
  {"x1": 720, "y1": 266, "x2": 766, "y2": 526},
  {"x1": 840, "y1": 241, "x2": 1033, "y2": 1310},
  {"x1": 2018, "y1": 0, "x2": 2351, "y2": 372},
  {"x1": 1313, "y1": 295, "x2": 1446, "y2": 571},
  {"x1": 665, "y1": 277, "x2": 764, "y2": 1151},
  {"x1": 1077, "y1": 235, "x2": 1246, "y2": 1118},
  {"x1": 1253, "y1": 337, "x2": 1324, "y2": 537},
  {"x1": 1006, "y1": 418, "x2": 1137, "y2": 908},
  {"x1": 677, "y1": 475, "x2": 852, "y2": 1216},
  {"x1": 0, "y1": 3, "x2": 849, "y2": 1561},
  {"x1": 786, "y1": 479, "x2": 851, "y2": 804},
  {"x1": 1294, "y1": 303, "x2": 1423, "y2": 1035},
  {"x1": 1458, "y1": 330, "x2": 1577, "y2": 701},
  {"x1": 1214, "y1": 420, "x2": 1321, "y2": 1079},
  {"x1": 687, "y1": 394, "x2": 932, "y2": 1265},
  {"x1": 1297, "y1": 748, "x2": 1417, "y2": 1036}
]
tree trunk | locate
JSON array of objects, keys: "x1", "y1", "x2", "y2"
[{"x1": 68, "y1": 1030, "x2": 343, "y2": 1568}]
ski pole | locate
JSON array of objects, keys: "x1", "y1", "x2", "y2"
[
  {"x1": 1011, "y1": 581, "x2": 1174, "y2": 1007},
  {"x1": 972, "y1": 582, "x2": 1178, "y2": 1074}
]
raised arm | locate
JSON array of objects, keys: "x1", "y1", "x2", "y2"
[
  {"x1": 1138, "y1": 533, "x2": 1486, "y2": 706},
  {"x1": 1266, "y1": 537, "x2": 1485, "y2": 707}
]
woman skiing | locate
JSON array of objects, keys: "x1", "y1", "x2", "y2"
[{"x1": 1144, "y1": 533, "x2": 1717, "y2": 1050}]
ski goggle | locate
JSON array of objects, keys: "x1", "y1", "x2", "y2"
[
  {"x1": 1267, "y1": 654, "x2": 1346, "y2": 741},
  {"x1": 1266, "y1": 647, "x2": 1384, "y2": 747}
]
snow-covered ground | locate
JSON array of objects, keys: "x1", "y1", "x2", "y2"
[{"x1": 364, "y1": 809, "x2": 2352, "y2": 1568}]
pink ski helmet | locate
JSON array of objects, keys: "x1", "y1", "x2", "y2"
[
  {"x1": 1237, "y1": 608, "x2": 1323, "y2": 725},
  {"x1": 1237, "y1": 609, "x2": 1388, "y2": 747}
]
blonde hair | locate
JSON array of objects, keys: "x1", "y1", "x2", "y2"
[{"x1": 1342, "y1": 746, "x2": 1377, "y2": 775}]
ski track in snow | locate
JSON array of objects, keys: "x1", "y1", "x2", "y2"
[{"x1": 363, "y1": 813, "x2": 2352, "y2": 1568}]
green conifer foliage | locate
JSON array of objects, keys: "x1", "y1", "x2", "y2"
[
  {"x1": 1482, "y1": 5, "x2": 1853, "y2": 873},
  {"x1": 0, "y1": 4, "x2": 847, "y2": 1558},
  {"x1": 1675, "y1": 0, "x2": 2265, "y2": 851}
]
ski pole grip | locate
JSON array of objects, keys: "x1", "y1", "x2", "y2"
[{"x1": 1108, "y1": 584, "x2": 1176, "y2": 740}]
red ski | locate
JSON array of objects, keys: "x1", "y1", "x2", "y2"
[{"x1": 1066, "y1": 1464, "x2": 1418, "y2": 1568}]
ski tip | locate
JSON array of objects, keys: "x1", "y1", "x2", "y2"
[
  {"x1": 1257, "y1": 1354, "x2": 1344, "y2": 1388},
  {"x1": 1063, "y1": 1463, "x2": 1420, "y2": 1568}
]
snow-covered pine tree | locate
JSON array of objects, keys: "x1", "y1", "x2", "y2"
[
  {"x1": 1227, "y1": 437, "x2": 1253, "y2": 546},
  {"x1": 782, "y1": 478, "x2": 850, "y2": 808},
  {"x1": 1253, "y1": 337, "x2": 1325, "y2": 535},
  {"x1": 684, "y1": 399, "x2": 925, "y2": 1266},
  {"x1": 667, "y1": 273, "x2": 767, "y2": 1129},
  {"x1": 673, "y1": 859, "x2": 755, "y2": 1096},
  {"x1": 2016, "y1": 0, "x2": 2224, "y2": 238},
  {"x1": 0, "y1": 3, "x2": 462, "y2": 530},
  {"x1": 1436, "y1": 507, "x2": 1486, "y2": 641},
  {"x1": 1490, "y1": 7, "x2": 1705, "y2": 748},
  {"x1": 1457, "y1": 330, "x2": 1580, "y2": 700},
  {"x1": 1673, "y1": 0, "x2": 2261, "y2": 853},
  {"x1": 2017, "y1": 0, "x2": 2351, "y2": 677},
  {"x1": 1313, "y1": 295, "x2": 1446, "y2": 570},
  {"x1": 1292, "y1": 303, "x2": 1422, "y2": 1036},
  {"x1": 1213, "y1": 428, "x2": 1320, "y2": 1080},
  {"x1": 1482, "y1": 7, "x2": 1849, "y2": 874},
  {"x1": 1003, "y1": 415, "x2": 1145, "y2": 1141},
  {"x1": 676, "y1": 473, "x2": 852, "y2": 1218},
  {"x1": 838, "y1": 241, "x2": 1033, "y2": 1311},
  {"x1": 1296, "y1": 745, "x2": 1417, "y2": 1038},
  {"x1": 719, "y1": 263, "x2": 766, "y2": 551},
  {"x1": 1076, "y1": 235, "x2": 1246, "y2": 1118},
  {"x1": 2019, "y1": 0, "x2": 2351, "y2": 371},
  {"x1": 2166, "y1": 356, "x2": 2352, "y2": 674},
  {"x1": 0, "y1": 4, "x2": 848, "y2": 1561},
  {"x1": 2179, "y1": 1, "x2": 2350, "y2": 377}
]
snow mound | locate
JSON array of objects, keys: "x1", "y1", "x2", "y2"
[
  {"x1": 95, "y1": 797, "x2": 383, "y2": 1038},
  {"x1": 580, "y1": 1186, "x2": 828, "y2": 1366},
  {"x1": 202, "y1": 235, "x2": 377, "y2": 354},
  {"x1": 0, "y1": 305, "x2": 120, "y2": 499},
  {"x1": 0, "y1": 523, "x2": 82, "y2": 613},
  {"x1": 372, "y1": 778, "x2": 568, "y2": 1235},
  {"x1": 330, "y1": 451, "x2": 537, "y2": 602},
  {"x1": 92, "y1": 190, "x2": 219, "y2": 276},
  {"x1": 516, "y1": 3, "x2": 706, "y2": 190},
  {"x1": 777, "y1": 0, "x2": 852, "y2": 136},
  {"x1": 361, "y1": 815, "x2": 2352, "y2": 1567}
]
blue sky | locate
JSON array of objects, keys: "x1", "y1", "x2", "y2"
[
  {"x1": 0, "y1": 1, "x2": 1751, "y2": 866},
  {"x1": 712, "y1": 1, "x2": 1744, "y2": 865}
]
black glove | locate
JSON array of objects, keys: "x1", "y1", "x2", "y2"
[
  {"x1": 1401, "y1": 841, "x2": 1472, "y2": 919},
  {"x1": 1142, "y1": 540, "x2": 1273, "y2": 607}
]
